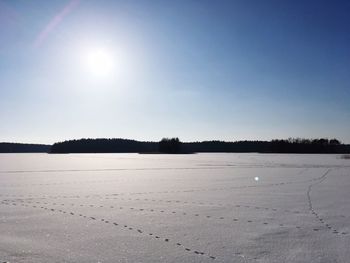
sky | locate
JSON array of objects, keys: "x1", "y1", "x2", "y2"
[{"x1": 0, "y1": 0, "x2": 350, "y2": 144}]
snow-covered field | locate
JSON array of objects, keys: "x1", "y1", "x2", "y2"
[{"x1": 0, "y1": 153, "x2": 349, "y2": 263}]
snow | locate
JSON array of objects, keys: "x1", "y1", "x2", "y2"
[{"x1": 0, "y1": 153, "x2": 349, "y2": 262}]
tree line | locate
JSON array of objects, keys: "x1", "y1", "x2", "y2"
[
  {"x1": 49, "y1": 137, "x2": 350, "y2": 154},
  {"x1": 50, "y1": 138, "x2": 158, "y2": 153},
  {"x1": 0, "y1": 143, "x2": 51, "y2": 153},
  {"x1": 2, "y1": 138, "x2": 349, "y2": 154}
]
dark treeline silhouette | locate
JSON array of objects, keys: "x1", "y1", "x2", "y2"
[
  {"x1": 50, "y1": 138, "x2": 158, "y2": 153},
  {"x1": 182, "y1": 140, "x2": 271, "y2": 153},
  {"x1": 0, "y1": 143, "x2": 51, "y2": 153},
  {"x1": 159, "y1": 137, "x2": 183, "y2": 153},
  {"x1": 50, "y1": 137, "x2": 350, "y2": 154},
  {"x1": 269, "y1": 138, "x2": 345, "y2": 153}
]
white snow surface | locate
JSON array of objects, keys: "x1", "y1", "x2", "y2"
[{"x1": 0, "y1": 153, "x2": 349, "y2": 263}]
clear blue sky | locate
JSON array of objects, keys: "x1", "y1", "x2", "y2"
[{"x1": 1, "y1": 0, "x2": 349, "y2": 144}]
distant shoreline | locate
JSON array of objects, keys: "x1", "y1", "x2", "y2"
[
  {"x1": 4, "y1": 137, "x2": 349, "y2": 154},
  {"x1": 2, "y1": 138, "x2": 350, "y2": 154},
  {"x1": 0, "y1": 142, "x2": 51, "y2": 153}
]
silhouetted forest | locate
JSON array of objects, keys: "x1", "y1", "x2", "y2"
[
  {"x1": 50, "y1": 138, "x2": 350, "y2": 154},
  {"x1": 159, "y1": 138, "x2": 183, "y2": 153},
  {"x1": 269, "y1": 138, "x2": 345, "y2": 153},
  {"x1": 50, "y1": 138, "x2": 158, "y2": 153},
  {"x1": 0, "y1": 143, "x2": 51, "y2": 153},
  {"x1": 2, "y1": 138, "x2": 349, "y2": 154}
]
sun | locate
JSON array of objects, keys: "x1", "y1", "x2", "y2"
[{"x1": 83, "y1": 47, "x2": 115, "y2": 77}]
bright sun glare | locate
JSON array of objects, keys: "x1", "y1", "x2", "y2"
[{"x1": 83, "y1": 48, "x2": 115, "y2": 77}]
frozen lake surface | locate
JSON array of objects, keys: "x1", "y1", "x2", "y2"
[{"x1": 1, "y1": 153, "x2": 349, "y2": 262}]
